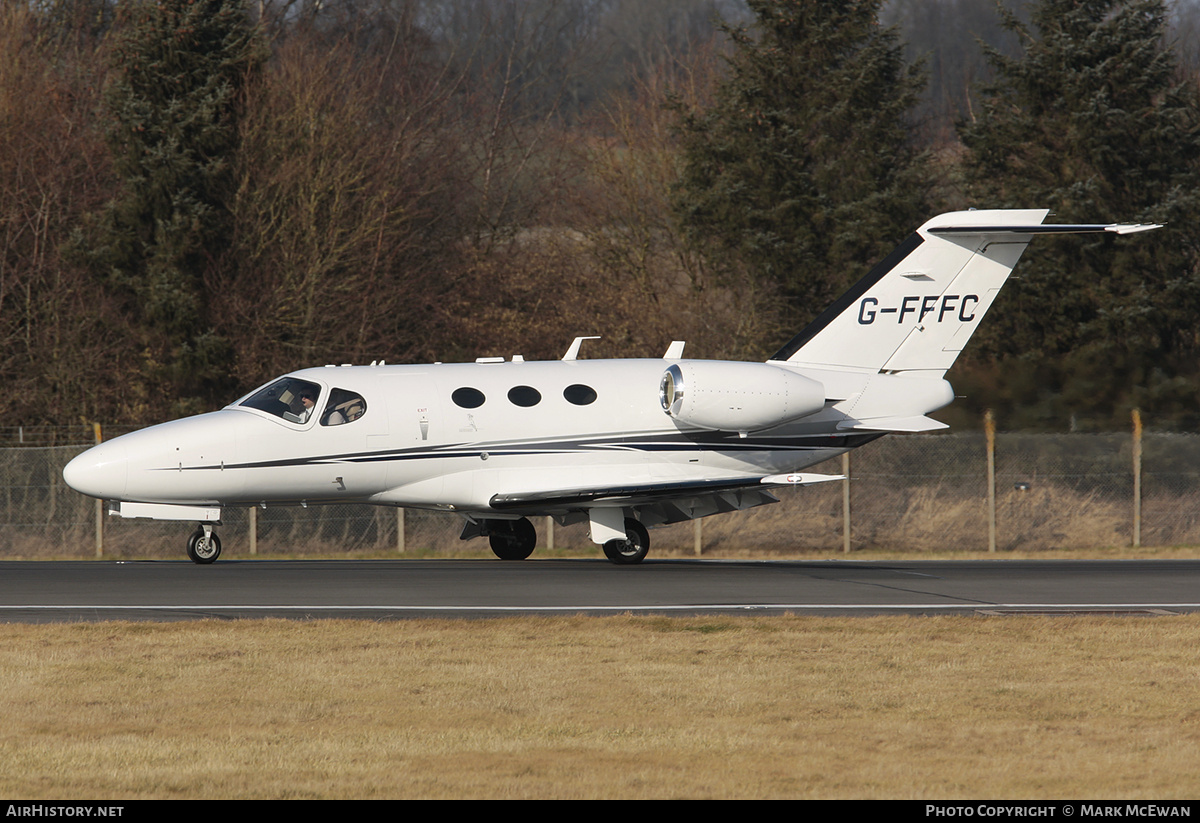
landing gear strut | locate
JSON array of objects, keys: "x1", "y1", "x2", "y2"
[
  {"x1": 488, "y1": 517, "x2": 537, "y2": 560},
  {"x1": 187, "y1": 524, "x2": 221, "y2": 564},
  {"x1": 603, "y1": 518, "x2": 649, "y2": 565}
]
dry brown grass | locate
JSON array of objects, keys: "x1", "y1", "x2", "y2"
[{"x1": 2, "y1": 616, "x2": 1199, "y2": 799}]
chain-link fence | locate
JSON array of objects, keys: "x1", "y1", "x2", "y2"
[{"x1": 4, "y1": 430, "x2": 1200, "y2": 558}]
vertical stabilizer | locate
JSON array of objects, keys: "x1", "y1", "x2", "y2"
[
  {"x1": 771, "y1": 210, "x2": 1160, "y2": 376},
  {"x1": 770, "y1": 209, "x2": 1053, "y2": 376}
]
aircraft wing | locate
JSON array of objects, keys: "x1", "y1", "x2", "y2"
[{"x1": 488, "y1": 472, "x2": 842, "y2": 510}]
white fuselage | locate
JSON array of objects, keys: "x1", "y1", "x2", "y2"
[{"x1": 63, "y1": 357, "x2": 930, "y2": 517}]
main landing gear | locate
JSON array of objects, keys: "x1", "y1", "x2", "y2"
[
  {"x1": 487, "y1": 517, "x2": 537, "y2": 560},
  {"x1": 483, "y1": 515, "x2": 649, "y2": 564},
  {"x1": 602, "y1": 518, "x2": 649, "y2": 565},
  {"x1": 186, "y1": 524, "x2": 221, "y2": 564}
]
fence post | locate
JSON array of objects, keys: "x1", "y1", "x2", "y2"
[
  {"x1": 249, "y1": 506, "x2": 258, "y2": 556},
  {"x1": 986, "y1": 410, "x2": 996, "y2": 553},
  {"x1": 93, "y1": 422, "x2": 103, "y2": 558},
  {"x1": 396, "y1": 507, "x2": 406, "y2": 554},
  {"x1": 545, "y1": 515, "x2": 555, "y2": 551},
  {"x1": 842, "y1": 451, "x2": 851, "y2": 553},
  {"x1": 1132, "y1": 408, "x2": 1142, "y2": 548}
]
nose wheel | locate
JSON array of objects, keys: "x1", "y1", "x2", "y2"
[{"x1": 187, "y1": 525, "x2": 222, "y2": 564}]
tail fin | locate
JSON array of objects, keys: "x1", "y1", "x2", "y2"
[{"x1": 769, "y1": 209, "x2": 1160, "y2": 377}]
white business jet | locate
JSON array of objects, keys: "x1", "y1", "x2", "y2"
[{"x1": 63, "y1": 209, "x2": 1159, "y2": 564}]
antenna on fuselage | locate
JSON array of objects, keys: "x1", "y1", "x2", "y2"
[{"x1": 562, "y1": 336, "x2": 601, "y2": 361}]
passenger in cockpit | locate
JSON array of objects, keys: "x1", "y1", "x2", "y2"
[{"x1": 321, "y1": 389, "x2": 365, "y2": 426}]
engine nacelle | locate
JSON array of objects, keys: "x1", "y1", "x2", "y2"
[{"x1": 659, "y1": 361, "x2": 826, "y2": 433}]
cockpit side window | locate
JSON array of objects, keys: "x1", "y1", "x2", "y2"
[
  {"x1": 239, "y1": 377, "x2": 324, "y2": 424},
  {"x1": 322, "y1": 388, "x2": 367, "y2": 426}
]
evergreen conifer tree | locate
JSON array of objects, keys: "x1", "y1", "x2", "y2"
[
  {"x1": 672, "y1": 0, "x2": 929, "y2": 332},
  {"x1": 84, "y1": 0, "x2": 264, "y2": 417},
  {"x1": 958, "y1": 0, "x2": 1200, "y2": 429}
]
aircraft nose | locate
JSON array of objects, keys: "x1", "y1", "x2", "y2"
[{"x1": 63, "y1": 441, "x2": 128, "y2": 500}]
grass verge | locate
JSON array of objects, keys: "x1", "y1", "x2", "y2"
[{"x1": 2, "y1": 615, "x2": 1199, "y2": 799}]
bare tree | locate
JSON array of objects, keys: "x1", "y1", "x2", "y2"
[
  {"x1": 575, "y1": 40, "x2": 780, "y2": 360},
  {"x1": 435, "y1": 40, "x2": 781, "y2": 365},
  {"x1": 0, "y1": 2, "x2": 140, "y2": 425},
  {"x1": 218, "y1": 21, "x2": 465, "y2": 387}
]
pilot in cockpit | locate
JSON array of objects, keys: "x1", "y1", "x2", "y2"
[{"x1": 298, "y1": 389, "x2": 318, "y2": 423}]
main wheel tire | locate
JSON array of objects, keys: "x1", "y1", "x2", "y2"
[
  {"x1": 187, "y1": 528, "x2": 221, "y2": 564},
  {"x1": 488, "y1": 517, "x2": 537, "y2": 560},
  {"x1": 602, "y1": 518, "x2": 649, "y2": 565}
]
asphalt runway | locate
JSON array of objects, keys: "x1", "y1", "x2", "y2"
[{"x1": 1, "y1": 558, "x2": 1199, "y2": 621}]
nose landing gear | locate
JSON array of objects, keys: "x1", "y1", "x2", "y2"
[{"x1": 187, "y1": 524, "x2": 222, "y2": 564}]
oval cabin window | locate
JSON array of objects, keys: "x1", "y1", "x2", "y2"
[
  {"x1": 452, "y1": 387, "x2": 486, "y2": 409},
  {"x1": 563, "y1": 384, "x2": 597, "y2": 405},
  {"x1": 507, "y1": 385, "x2": 542, "y2": 407}
]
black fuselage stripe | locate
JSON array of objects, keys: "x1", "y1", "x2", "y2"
[{"x1": 160, "y1": 433, "x2": 882, "y2": 472}]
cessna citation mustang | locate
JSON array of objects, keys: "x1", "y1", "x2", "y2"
[{"x1": 64, "y1": 209, "x2": 1159, "y2": 564}]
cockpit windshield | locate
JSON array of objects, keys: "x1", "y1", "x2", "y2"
[
  {"x1": 239, "y1": 377, "x2": 323, "y2": 424},
  {"x1": 238, "y1": 378, "x2": 367, "y2": 427}
]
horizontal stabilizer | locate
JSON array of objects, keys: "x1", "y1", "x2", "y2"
[
  {"x1": 927, "y1": 223, "x2": 1162, "y2": 236},
  {"x1": 836, "y1": 416, "x2": 949, "y2": 433}
]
